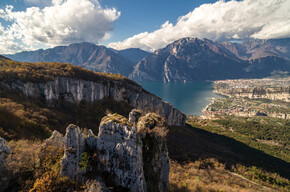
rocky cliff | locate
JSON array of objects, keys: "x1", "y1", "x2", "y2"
[
  {"x1": 48, "y1": 110, "x2": 169, "y2": 192},
  {"x1": 0, "y1": 76, "x2": 185, "y2": 126},
  {"x1": 0, "y1": 137, "x2": 11, "y2": 191},
  {"x1": 0, "y1": 60, "x2": 186, "y2": 126}
]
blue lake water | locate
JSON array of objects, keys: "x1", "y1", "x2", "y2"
[{"x1": 140, "y1": 82, "x2": 223, "y2": 115}]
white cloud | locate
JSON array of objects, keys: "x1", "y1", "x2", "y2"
[
  {"x1": 109, "y1": 0, "x2": 290, "y2": 51},
  {"x1": 0, "y1": 0, "x2": 120, "y2": 54}
]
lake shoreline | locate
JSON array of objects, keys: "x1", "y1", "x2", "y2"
[{"x1": 139, "y1": 81, "x2": 223, "y2": 116}]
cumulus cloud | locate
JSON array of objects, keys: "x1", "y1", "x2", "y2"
[
  {"x1": 109, "y1": 0, "x2": 290, "y2": 51},
  {"x1": 0, "y1": 0, "x2": 120, "y2": 54}
]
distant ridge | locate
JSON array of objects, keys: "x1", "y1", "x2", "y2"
[
  {"x1": 117, "y1": 48, "x2": 150, "y2": 65},
  {"x1": 0, "y1": 55, "x2": 10, "y2": 60},
  {"x1": 130, "y1": 37, "x2": 290, "y2": 82},
  {"x1": 5, "y1": 42, "x2": 140, "y2": 76},
  {"x1": 222, "y1": 38, "x2": 290, "y2": 60},
  {"x1": 6, "y1": 38, "x2": 290, "y2": 82}
]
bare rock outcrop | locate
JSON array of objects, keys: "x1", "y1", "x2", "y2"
[
  {"x1": 48, "y1": 110, "x2": 169, "y2": 192},
  {"x1": 97, "y1": 115, "x2": 146, "y2": 191},
  {"x1": 137, "y1": 113, "x2": 169, "y2": 191},
  {"x1": 0, "y1": 137, "x2": 11, "y2": 191},
  {"x1": 43, "y1": 130, "x2": 64, "y2": 147},
  {"x1": 61, "y1": 124, "x2": 86, "y2": 180}
]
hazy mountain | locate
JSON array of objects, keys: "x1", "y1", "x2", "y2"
[
  {"x1": 222, "y1": 38, "x2": 290, "y2": 60},
  {"x1": 117, "y1": 48, "x2": 150, "y2": 65},
  {"x1": 6, "y1": 42, "x2": 134, "y2": 76},
  {"x1": 130, "y1": 38, "x2": 290, "y2": 82},
  {"x1": 130, "y1": 38, "x2": 248, "y2": 82},
  {"x1": 0, "y1": 55, "x2": 10, "y2": 60}
]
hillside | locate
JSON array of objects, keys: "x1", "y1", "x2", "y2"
[
  {"x1": 222, "y1": 38, "x2": 290, "y2": 60},
  {"x1": 0, "y1": 57, "x2": 185, "y2": 139},
  {"x1": 0, "y1": 56, "x2": 289, "y2": 191},
  {"x1": 116, "y1": 48, "x2": 150, "y2": 66}
]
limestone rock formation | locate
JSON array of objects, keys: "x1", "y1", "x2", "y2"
[
  {"x1": 97, "y1": 116, "x2": 146, "y2": 191},
  {"x1": 43, "y1": 130, "x2": 64, "y2": 147},
  {"x1": 0, "y1": 137, "x2": 11, "y2": 191},
  {"x1": 0, "y1": 137, "x2": 10, "y2": 164},
  {"x1": 51, "y1": 110, "x2": 169, "y2": 191},
  {"x1": 61, "y1": 124, "x2": 86, "y2": 180},
  {"x1": 128, "y1": 109, "x2": 142, "y2": 124},
  {"x1": 137, "y1": 113, "x2": 170, "y2": 191},
  {"x1": 1, "y1": 76, "x2": 186, "y2": 126}
]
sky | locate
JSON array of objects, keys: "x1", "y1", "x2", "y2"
[{"x1": 0, "y1": 0, "x2": 290, "y2": 54}]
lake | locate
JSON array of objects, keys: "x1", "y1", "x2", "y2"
[{"x1": 140, "y1": 82, "x2": 223, "y2": 116}]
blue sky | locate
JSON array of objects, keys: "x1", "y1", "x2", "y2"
[
  {"x1": 98, "y1": 0, "x2": 218, "y2": 44},
  {"x1": 0, "y1": 0, "x2": 289, "y2": 54}
]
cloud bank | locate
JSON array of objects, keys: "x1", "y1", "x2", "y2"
[
  {"x1": 0, "y1": 0, "x2": 120, "y2": 54},
  {"x1": 109, "y1": 0, "x2": 290, "y2": 51}
]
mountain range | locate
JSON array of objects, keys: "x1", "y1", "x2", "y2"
[
  {"x1": 5, "y1": 37, "x2": 290, "y2": 82},
  {"x1": 6, "y1": 43, "x2": 149, "y2": 77}
]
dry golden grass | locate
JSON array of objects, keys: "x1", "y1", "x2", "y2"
[
  {"x1": 4, "y1": 139, "x2": 83, "y2": 191},
  {"x1": 167, "y1": 124, "x2": 289, "y2": 192},
  {"x1": 169, "y1": 159, "x2": 275, "y2": 192},
  {"x1": 0, "y1": 58, "x2": 138, "y2": 87},
  {"x1": 100, "y1": 113, "x2": 132, "y2": 127}
]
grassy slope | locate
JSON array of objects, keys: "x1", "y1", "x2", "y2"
[
  {"x1": 168, "y1": 117, "x2": 290, "y2": 191},
  {"x1": 0, "y1": 58, "x2": 137, "y2": 140},
  {"x1": 0, "y1": 57, "x2": 138, "y2": 86}
]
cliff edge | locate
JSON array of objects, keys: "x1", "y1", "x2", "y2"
[{"x1": 0, "y1": 59, "x2": 186, "y2": 126}]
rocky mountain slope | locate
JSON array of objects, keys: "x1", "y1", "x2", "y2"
[
  {"x1": 222, "y1": 38, "x2": 290, "y2": 60},
  {"x1": 0, "y1": 57, "x2": 185, "y2": 126},
  {"x1": 5, "y1": 43, "x2": 135, "y2": 76},
  {"x1": 130, "y1": 37, "x2": 290, "y2": 82},
  {"x1": 116, "y1": 48, "x2": 150, "y2": 66}
]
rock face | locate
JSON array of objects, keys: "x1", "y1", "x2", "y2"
[
  {"x1": 0, "y1": 76, "x2": 185, "y2": 126},
  {"x1": 97, "y1": 119, "x2": 146, "y2": 191},
  {"x1": 0, "y1": 137, "x2": 11, "y2": 191},
  {"x1": 49, "y1": 111, "x2": 169, "y2": 192},
  {"x1": 137, "y1": 113, "x2": 170, "y2": 192},
  {"x1": 61, "y1": 125, "x2": 86, "y2": 180}
]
